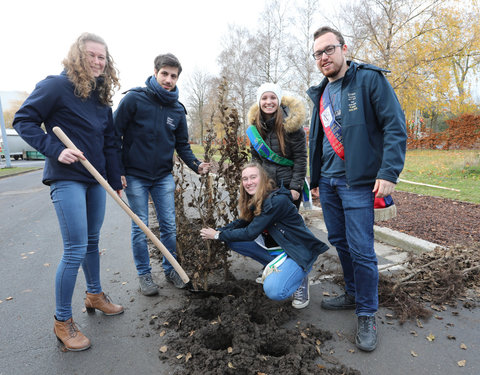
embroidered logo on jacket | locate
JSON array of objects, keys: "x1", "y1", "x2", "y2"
[
  {"x1": 348, "y1": 92, "x2": 358, "y2": 112},
  {"x1": 166, "y1": 117, "x2": 176, "y2": 128}
]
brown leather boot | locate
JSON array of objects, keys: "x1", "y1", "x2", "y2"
[
  {"x1": 54, "y1": 316, "x2": 91, "y2": 351},
  {"x1": 85, "y1": 291, "x2": 124, "y2": 316}
]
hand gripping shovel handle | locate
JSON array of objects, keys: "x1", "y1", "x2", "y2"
[{"x1": 52, "y1": 126, "x2": 190, "y2": 284}]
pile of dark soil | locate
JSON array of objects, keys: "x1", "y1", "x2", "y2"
[{"x1": 154, "y1": 279, "x2": 360, "y2": 375}]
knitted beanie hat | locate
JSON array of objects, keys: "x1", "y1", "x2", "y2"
[{"x1": 256, "y1": 83, "x2": 283, "y2": 105}]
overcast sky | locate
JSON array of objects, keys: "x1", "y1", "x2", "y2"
[{"x1": 0, "y1": 0, "x2": 266, "y2": 106}]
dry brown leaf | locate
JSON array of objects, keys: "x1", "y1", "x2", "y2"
[
  {"x1": 411, "y1": 350, "x2": 418, "y2": 357},
  {"x1": 316, "y1": 339, "x2": 322, "y2": 345},
  {"x1": 416, "y1": 319, "x2": 423, "y2": 328},
  {"x1": 43, "y1": 263, "x2": 50, "y2": 267},
  {"x1": 159, "y1": 346, "x2": 168, "y2": 353},
  {"x1": 189, "y1": 330, "x2": 195, "y2": 337},
  {"x1": 151, "y1": 315, "x2": 158, "y2": 319},
  {"x1": 176, "y1": 354, "x2": 183, "y2": 359},
  {"x1": 460, "y1": 343, "x2": 467, "y2": 350},
  {"x1": 227, "y1": 362, "x2": 235, "y2": 369},
  {"x1": 410, "y1": 330, "x2": 418, "y2": 336},
  {"x1": 317, "y1": 365, "x2": 326, "y2": 369},
  {"x1": 121, "y1": 282, "x2": 127, "y2": 285},
  {"x1": 457, "y1": 360, "x2": 466, "y2": 367},
  {"x1": 426, "y1": 333, "x2": 435, "y2": 342},
  {"x1": 159, "y1": 330, "x2": 166, "y2": 337},
  {"x1": 257, "y1": 373, "x2": 267, "y2": 375},
  {"x1": 300, "y1": 332, "x2": 308, "y2": 339},
  {"x1": 385, "y1": 313, "x2": 394, "y2": 319},
  {"x1": 447, "y1": 335, "x2": 456, "y2": 340},
  {"x1": 6, "y1": 297, "x2": 13, "y2": 301},
  {"x1": 185, "y1": 353, "x2": 192, "y2": 362},
  {"x1": 348, "y1": 349, "x2": 355, "y2": 353},
  {"x1": 322, "y1": 292, "x2": 330, "y2": 296},
  {"x1": 315, "y1": 345, "x2": 321, "y2": 355},
  {"x1": 227, "y1": 347, "x2": 233, "y2": 353}
]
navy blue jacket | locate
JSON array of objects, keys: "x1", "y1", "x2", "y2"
[
  {"x1": 113, "y1": 79, "x2": 201, "y2": 180},
  {"x1": 218, "y1": 187, "x2": 329, "y2": 271},
  {"x1": 307, "y1": 61, "x2": 407, "y2": 189},
  {"x1": 13, "y1": 72, "x2": 122, "y2": 189}
]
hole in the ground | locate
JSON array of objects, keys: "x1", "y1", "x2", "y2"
[
  {"x1": 193, "y1": 306, "x2": 217, "y2": 320},
  {"x1": 203, "y1": 329, "x2": 233, "y2": 351},
  {"x1": 258, "y1": 341, "x2": 290, "y2": 357},
  {"x1": 249, "y1": 310, "x2": 267, "y2": 325}
]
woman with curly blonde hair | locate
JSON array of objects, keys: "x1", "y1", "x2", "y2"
[
  {"x1": 13, "y1": 32, "x2": 123, "y2": 352},
  {"x1": 63, "y1": 32, "x2": 119, "y2": 105},
  {"x1": 200, "y1": 163, "x2": 328, "y2": 309}
]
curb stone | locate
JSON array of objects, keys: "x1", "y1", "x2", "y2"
[{"x1": 300, "y1": 205, "x2": 442, "y2": 254}]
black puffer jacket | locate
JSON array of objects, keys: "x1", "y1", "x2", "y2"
[{"x1": 248, "y1": 96, "x2": 307, "y2": 192}]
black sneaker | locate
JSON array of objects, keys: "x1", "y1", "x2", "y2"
[
  {"x1": 356, "y1": 315, "x2": 377, "y2": 352},
  {"x1": 321, "y1": 293, "x2": 356, "y2": 310},
  {"x1": 165, "y1": 269, "x2": 186, "y2": 289}
]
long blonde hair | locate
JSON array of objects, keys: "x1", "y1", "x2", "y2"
[
  {"x1": 254, "y1": 105, "x2": 286, "y2": 156},
  {"x1": 62, "y1": 32, "x2": 120, "y2": 106},
  {"x1": 238, "y1": 163, "x2": 276, "y2": 221}
]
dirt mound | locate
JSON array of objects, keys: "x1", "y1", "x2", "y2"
[
  {"x1": 155, "y1": 280, "x2": 360, "y2": 375},
  {"x1": 374, "y1": 191, "x2": 480, "y2": 247}
]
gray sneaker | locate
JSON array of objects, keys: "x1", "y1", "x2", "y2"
[
  {"x1": 138, "y1": 273, "x2": 159, "y2": 296},
  {"x1": 291, "y1": 276, "x2": 310, "y2": 309},
  {"x1": 165, "y1": 269, "x2": 186, "y2": 289}
]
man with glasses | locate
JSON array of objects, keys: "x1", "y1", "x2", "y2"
[{"x1": 307, "y1": 26, "x2": 407, "y2": 351}]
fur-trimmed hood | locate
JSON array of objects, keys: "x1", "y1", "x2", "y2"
[{"x1": 247, "y1": 95, "x2": 306, "y2": 134}]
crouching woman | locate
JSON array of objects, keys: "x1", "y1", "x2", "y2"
[{"x1": 200, "y1": 163, "x2": 328, "y2": 309}]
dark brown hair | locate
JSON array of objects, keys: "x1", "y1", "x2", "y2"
[{"x1": 313, "y1": 26, "x2": 345, "y2": 45}]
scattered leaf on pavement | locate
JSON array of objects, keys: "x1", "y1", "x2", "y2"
[{"x1": 457, "y1": 360, "x2": 466, "y2": 367}]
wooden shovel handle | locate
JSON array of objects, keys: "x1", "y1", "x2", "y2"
[{"x1": 52, "y1": 126, "x2": 190, "y2": 283}]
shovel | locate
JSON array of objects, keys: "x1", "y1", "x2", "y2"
[{"x1": 52, "y1": 126, "x2": 221, "y2": 296}]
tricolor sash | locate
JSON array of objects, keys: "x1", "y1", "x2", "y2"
[
  {"x1": 246, "y1": 125, "x2": 312, "y2": 209},
  {"x1": 319, "y1": 84, "x2": 344, "y2": 160}
]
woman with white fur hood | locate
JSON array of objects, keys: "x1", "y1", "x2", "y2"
[{"x1": 247, "y1": 83, "x2": 307, "y2": 209}]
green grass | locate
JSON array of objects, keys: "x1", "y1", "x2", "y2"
[
  {"x1": 0, "y1": 166, "x2": 40, "y2": 177},
  {"x1": 398, "y1": 150, "x2": 480, "y2": 204}
]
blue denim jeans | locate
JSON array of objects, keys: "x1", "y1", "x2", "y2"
[
  {"x1": 125, "y1": 174, "x2": 176, "y2": 275},
  {"x1": 228, "y1": 241, "x2": 309, "y2": 301},
  {"x1": 50, "y1": 181, "x2": 106, "y2": 321},
  {"x1": 319, "y1": 176, "x2": 378, "y2": 315}
]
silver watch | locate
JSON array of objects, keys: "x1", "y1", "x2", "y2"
[{"x1": 214, "y1": 232, "x2": 219, "y2": 240}]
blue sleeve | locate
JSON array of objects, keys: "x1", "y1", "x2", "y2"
[
  {"x1": 174, "y1": 112, "x2": 201, "y2": 173},
  {"x1": 104, "y1": 109, "x2": 122, "y2": 190},
  {"x1": 219, "y1": 195, "x2": 288, "y2": 242},
  {"x1": 12, "y1": 76, "x2": 65, "y2": 159},
  {"x1": 370, "y1": 72, "x2": 407, "y2": 183},
  {"x1": 113, "y1": 93, "x2": 137, "y2": 176}
]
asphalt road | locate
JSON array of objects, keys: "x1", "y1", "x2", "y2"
[{"x1": 0, "y1": 170, "x2": 479, "y2": 375}]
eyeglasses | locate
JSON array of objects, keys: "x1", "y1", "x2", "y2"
[{"x1": 312, "y1": 44, "x2": 343, "y2": 60}]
